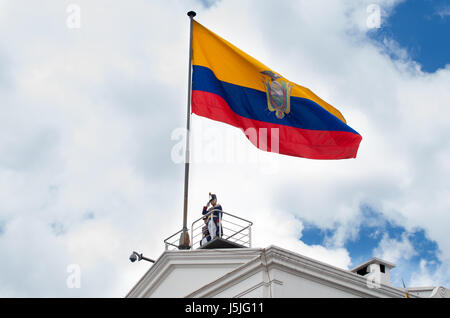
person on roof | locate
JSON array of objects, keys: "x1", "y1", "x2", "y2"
[
  {"x1": 202, "y1": 193, "x2": 223, "y2": 240},
  {"x1": 200, "y1": 216, "x2": 211, "y2": 247}
]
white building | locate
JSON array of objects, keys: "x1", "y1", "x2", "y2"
[
  {"x1": 127, "y1": 213, "x2": 449, "y2": 298},
  {"x1": 127, "y1": 245, "x2": 449, "y2": 298}
]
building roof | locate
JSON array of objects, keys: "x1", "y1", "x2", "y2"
[
  {"x1": 350, "y1": 257, "x2": 396, "y2": 273},
  {"x1": 127, "y1": 245, "x2": 421, "y2": 298}
]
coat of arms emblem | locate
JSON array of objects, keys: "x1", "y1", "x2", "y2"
[{"x1": 261, "y1": 70, "x2": 293, "y2": 119}]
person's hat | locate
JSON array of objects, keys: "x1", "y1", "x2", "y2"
[{"x1": 210, "y1": 193, "x2": 217, "y2": 200}]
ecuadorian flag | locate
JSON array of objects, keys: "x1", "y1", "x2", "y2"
[{"x1": 191, "y1": 21, "x2": 362, "y2": 160}]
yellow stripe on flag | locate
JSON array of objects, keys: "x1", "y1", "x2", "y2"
[{"x1": 192, "y1": 21, "x2": 347, "y2": 123}]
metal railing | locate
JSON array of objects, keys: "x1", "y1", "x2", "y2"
[
  {"x1": 163, "y1": 210, "x2": 253, "y2": 251},
  {"x1": 164, "y1": 228, "x2": 185, "y2": 251},
  {"x1": 190, "y1": 209, "x2": 253, "y2": 249}
]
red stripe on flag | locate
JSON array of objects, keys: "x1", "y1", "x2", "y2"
[{"x1": 192, "y1": 90, "x2": 362, "y2": 159}]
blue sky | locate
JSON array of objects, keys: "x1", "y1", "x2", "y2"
[
  {"x1": 300, "y1": 206, "x2": 442, "y2": 287},
  {"x1": 369, "y1": 0, "x2": 450, "y2": 72},
  {"x1": 296, "y1": 0, "x2": 450, "y2": 289},
  {"x1": 301, "y1": 0, "x2": 450, "y2": 286}
]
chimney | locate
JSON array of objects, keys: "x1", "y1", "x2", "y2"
[{"x1": 351, "y1": 258, "x2": 396, "y2": 286}]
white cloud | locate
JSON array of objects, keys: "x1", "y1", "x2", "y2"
[
  {"x1": 408, "y1": 259, "x2": 450, "y2": 288},
  {"x1": 372, "y1": 233, "x2": 417, "y2": 263},
  {"x1": 0, "y1": 0, "x2": 449, "y2": 296},
  {"x1": 436, "y1": 6, "x2": 450, "y2": 19}
]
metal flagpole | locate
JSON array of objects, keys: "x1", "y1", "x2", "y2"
[{"x1": 179, "y1": 11, "x2": 196, "y2": 250}]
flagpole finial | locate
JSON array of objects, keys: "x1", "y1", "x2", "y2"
[{"x1": 187, "y1": 11, "x2": 196, "y2": 18}]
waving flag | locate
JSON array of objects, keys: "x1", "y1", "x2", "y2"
[{"x1": 191, "y1": 21, "x2": 362, "y2": 159}]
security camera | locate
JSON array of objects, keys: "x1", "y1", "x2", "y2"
[
  {"x1": 129, "y1": 252, "x2": 138, "y2": 263},
  {"x1": 129, "y1": 251, "x2": 155, "y2": 263}
]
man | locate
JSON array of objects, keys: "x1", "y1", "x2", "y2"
[
  {"x1": 202, "y1": 193, "x2": 223, "y2": 240},
  {"x1": 200, "y1": 216, "x2": 211, "y2": 247}
]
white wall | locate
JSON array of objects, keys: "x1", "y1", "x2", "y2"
[
  {"x1": 148, "y1": 263, "x2": 243, "y2": 297},
  {"x1": 270, "y1": 268, "x2": 360, "y2": 298}
]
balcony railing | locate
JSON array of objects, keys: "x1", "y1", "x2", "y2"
[
  {"x1": 164, "y1": 228, "x2": 186, "y2": 251},
  {"x1": 190, "y1": 209, "x2": 253, "y2": 249},
  {"x1": 163, "y1": 210, "x2": 253, "y2": 251}
]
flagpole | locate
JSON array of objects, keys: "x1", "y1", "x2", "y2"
[{"x1": 179, "y1": 10, "x2": 196, "y2": 250}]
